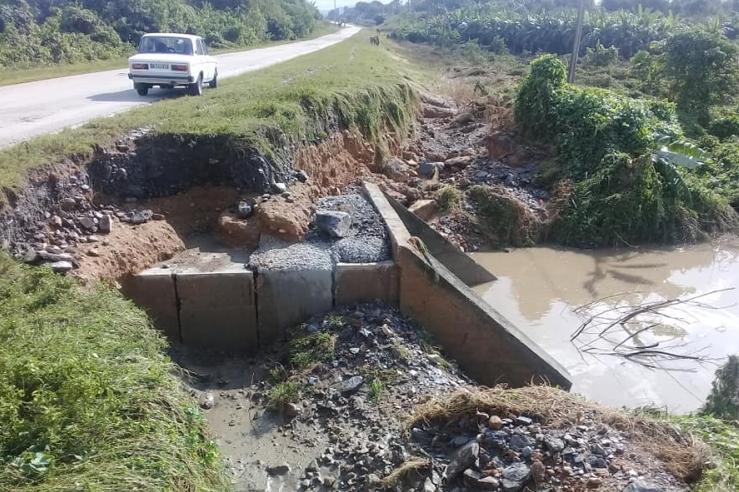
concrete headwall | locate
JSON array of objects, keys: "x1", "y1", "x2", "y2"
[
  {"x1": 363, "y1": 182, "x2": 572, "y2": 390},
  {"x1": 124, "y1": 255, "x2": 399, "y2": 352}
]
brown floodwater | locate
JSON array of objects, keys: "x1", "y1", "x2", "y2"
[{"x1": 472, "y1": 237, "x2": 739, "y2": 413}]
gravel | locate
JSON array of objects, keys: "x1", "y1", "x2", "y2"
[
  {"x1": 309, "y1": 192, "x2": 391, "y2": 263},
  {"x1": 248, "y1": 236, "x2": 333, "y2": 272}
]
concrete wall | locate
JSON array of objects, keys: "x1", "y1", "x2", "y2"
[
  {"x1": 125, "y1": 258, "x2": 399, "y2": 352},
  {"x1": 363, "y1": 182, "x2": 572, "y2": 390}
]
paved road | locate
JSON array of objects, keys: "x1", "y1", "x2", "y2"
[{"x1": 0, "y1": 26, "x2": 360, "y2": 148}]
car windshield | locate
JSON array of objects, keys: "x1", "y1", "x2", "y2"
[{"x1": 138, "y1": 36, "x2": 193, "y2": 55}]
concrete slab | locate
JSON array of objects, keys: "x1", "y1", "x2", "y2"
[
  {"x1": 335, "y1": 261, "x2": 399, "y2": 306},
  {"x1": 176, "y1": 268, "x2": 258, "y2": 352},
  {"x1": 256, "y1": 268, "x2": 333, "y2": 346},
  {"x1": 122, "y1": 266, "x2": 179, "y2": 341}
]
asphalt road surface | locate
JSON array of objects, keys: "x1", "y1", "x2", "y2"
[{"x1": 0, "y1": 26, "x2": 360, "y2": 148}]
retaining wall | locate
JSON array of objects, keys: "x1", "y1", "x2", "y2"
[{"x1": 363, "y1": 182, "x2": 572, "y2": 390}]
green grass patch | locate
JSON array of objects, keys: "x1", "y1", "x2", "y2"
[
  {"x1": 0, "y1": 253, "x2": 228, "y2": 490},
  {"x1": 266, "y1": 382, "x2": 302, "y2": 412},
  {"x1": 674, "y1": 415, "x2": 739, "y2": 492},
  {"x1": 287, "y1": 331, "x2": 337, "y2": 370},
  {"x1": 0, "y1": 32, "x2": 416, "y2": 205},
  {"x1": 435, "y1": 185, "x2": 462, "y2": 213}
]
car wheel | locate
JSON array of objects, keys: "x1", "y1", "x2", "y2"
[
  {"x1": 134, "y1": 83, "x2": 149, "y2": 96},
  {"x1": 208, "y1": 71, "x2": 218, "y2": 89},
  {"x1": 189, "y1": 74, "x2": 203, "y2": 96}
]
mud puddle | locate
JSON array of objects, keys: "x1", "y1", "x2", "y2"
[{"x1": 472, "y1": 238, "x2": 739, "y2": 412}]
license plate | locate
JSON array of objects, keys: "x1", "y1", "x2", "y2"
[{"x1": 150, "y1": 63, "x2": 169, "y2": 70}]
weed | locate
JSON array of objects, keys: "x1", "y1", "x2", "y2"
[
  {"x1": 369, "y1": 378, "x2": 385, "y2": 403},
  {"x1": 288, "y1": 332, "x2": 337, "y2": 370},
  {"x1": 435, "y1": 185, "x2": 462, "y2": 213},
  {"x1": 323, "y1": 313, "x2": 347, "y2": 330},
  {"x1": 267, "y1": 382, "x2": 302, "y2": 412},
  {"x1": 468, "y1": 185, "x2": 541, "y2": 247},
  {"x1": 674, "y1": 415, "x2": 739, "y2": 491}
]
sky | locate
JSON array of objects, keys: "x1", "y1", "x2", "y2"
[{"x1": 315, "y1": 0, "x2": 359, "y2": 12}]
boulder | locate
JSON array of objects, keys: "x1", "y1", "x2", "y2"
[
  {"x1": 501, "y1": 463, "x2": 531, "y2": 492},
  {"x1": 98, "y1": 214, "x2": 112, "y2": 234},
  {"x1": 48, "y1": 261, "x2": 74, "y2": 273},
  {"x1": 315, "y1": 210, "x2": 352, "y2": 238},
  {"x1": 381, "y1": 157, "x2": 411, "y2": 183},
  {"x1": 419, "y1": 161, "x2": 444, "y2": 179},
  {"x1": 444, "y1": 155, "x2": 473, "y2": 169},
  {"x1": 445, "y1": 441, "x2": 479, "y2": 480},
  {"x1": 78, "y1": 216, "x2": 95, "y2": 230}
]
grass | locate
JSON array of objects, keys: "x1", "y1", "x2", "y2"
[
  {"x1": 266, "y1": 382, "x2": 303, "y2": 412},
  {"x1": 287, "y1": 331, "x2": 337, "y2": 370},
  {"x1": 674, "y1": 415, "x2": 739, "y2": 491},
  {"x1": 0, "y1": 30, "x2": 417, "y2": 204},
  {"x1": 435, "y1": 185, "x2": 462, "y2": 213},
  {"x1": 0, "y1": 22, "x2": 340, "y2": 88},
  {"x1": 0, "y1": 253, "x2": 228, "y2": 491},
  {"x1": 410, "y1": 386, "x2": 709, "y2": 487}
]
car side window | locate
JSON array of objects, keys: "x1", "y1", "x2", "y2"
[
  {"x1": 199, "y1": 39, "x2": 208, "y2": 56},
  {"x1": 193, "y1": 40, "x2": 202, "y2": 56}
]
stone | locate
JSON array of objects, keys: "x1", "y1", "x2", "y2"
[
  {"x1": 38, "y1": 251, "x2": 74, "y2": 263},
  {"x1": 23, "y1": 249, "x2": 38, "y2": 263},
  {"x1": 129, "y1": 209, "x2": 153, "y2": 225},
  {"x1": 272, "y1": 182, "x2": 287, "y2": 194},
  {"x1": 422, "y1": 477, "x2": 436, "y2": 492},
  {"x1": 50, "y1": 215, "x2": 63, "y2": 228},
  {"x1": 217, "y1": 212, "x2": 261, "y2": 248},
  {"x1": 418, "y1": 161, "x2": 443, "y2": 179},
  {"x1": 49, "y1": 260, "x2": 73, "y2": 273},
  {"x1": 60, "y1": 197, "x2": 77, "y2": 211},
  {"x1": 544, "y1": 436, "x2": 565, "y2": 453},
  {"x1": 338, "y1": 376, "x2": 364, "y2": 394},
  {"x1": 591, "y1": 443, "x2": 607, "y2": 456},
  {"x1": 295, "y1": 170, "x2": 309, "y2": 183},
  {"x1": 408, "y1": 199, "x2": 438, "y2": 221},
  {"x1": 381, "y1": 157, "x2": 411, "y2": 183},
  {"x1": 477, "y1": 476, "x2": 500, "y2": 490},
  {"x1": 314, "y1": 210, "x2": 351, "y2": 238},
  {"x1": 78, "y1": 216, "x2": 95, "y2": 230},
  {"x1": 444, "y1": 155, "x2": 473, "y2": 169},
  {"x1": 284, "y1": 402, "x2": 300, "y2": 418},
  {"x1": 488, "y1": 415, "x2": 504, "y2": 430},
  {"x1": 462, "y1": 468, "x2": 483, "y2": 487},
  {"x1": 445, "y1": 441, "x2": 479, "y2": 480},
  {"x1": 501, "y1": 463, "x2": 531, "y2": 492},
  {"x1": 589, "y1": 456, "x2": 608, "y2": 469},
  {"x1": 451, "y1": 111, "x2": 475, "y2": 127},
  {"x1": 587, "y1": 477, "x2": 603, "y2": 489},
  {"x1": 509, "y1": 434, "x2": 535, "y2": 451},
  {"x1": 266, "y1": 463, "x2": 290, "y2": 476},
  {"x1": 515, "y1": 416, "x2": 533, "y2": 426},
  {"x1": 237, "y1": 201, "x2": 253, "y2": 218},
  {"x1": 200, "y1": 393, "x2": 215, "y2": 409},
  {"x1": 622, "y1": 481, "x2": 664, "y2": 492}
]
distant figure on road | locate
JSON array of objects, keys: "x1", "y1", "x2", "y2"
[{"x1": 370, "y1": 35, "x2": 380, "y2": 46}]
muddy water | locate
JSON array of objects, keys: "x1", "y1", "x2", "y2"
[{"x1": 472, "y1": 238, "x2": 739, "y2": 413}]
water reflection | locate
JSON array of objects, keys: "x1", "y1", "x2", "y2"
[{"x1": 472, "y1": 238, "x2": 739, "y2": 413}]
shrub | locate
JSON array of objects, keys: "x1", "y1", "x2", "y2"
[
  {"x1": 435, "y1": 185, "x2": 462, "y2": 213},
  {"x1": 584, "y1": 41, "x2": 619, "y2": 67},
  {"x1": 469, "y1": 185, "x2": 542, "y2": 247},
  {"x1": 708, "y1": 115, "x2": 739, "y2": 140},
  {"x1": 663, "y1": 30, "x2": 739, "y2": 126},
  {"x1": 703, "y1": 355, "x2": 739, "y2": 421}
]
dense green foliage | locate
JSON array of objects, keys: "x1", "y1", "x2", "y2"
[
  {"x1": 0, "y1": 0, "x2": 321, "y2": 67},
  {"x1": 390, "y1": 5, "x2": 683, "y2": 58},
  {"x1": 515, "y1": 55, "x2": 737, "y2": 246},
  {"x1": 702, "y1": 355, "x2": 739, "y2": 421},
  {"x1": 0, "y1": 253, "x2": 228, "y2": 490}
]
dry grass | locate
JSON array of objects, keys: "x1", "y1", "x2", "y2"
[
  {"x1": 409, "y1": 385, "x2": 709, "y2": 485},
  {"x1": 381, "y1": 458, "x2": 431, "y2": 488}
]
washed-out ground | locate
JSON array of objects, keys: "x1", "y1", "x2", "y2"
[{"x1": 174, "y1": 304, "x2": 702, "y2": 492}]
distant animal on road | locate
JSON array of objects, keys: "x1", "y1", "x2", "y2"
[{"x1": 370, "y1": 35, "x2": 380, "y2": 46}]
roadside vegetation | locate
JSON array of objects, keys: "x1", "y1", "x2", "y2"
[
  {"x1": 0, "y1": 253, "x2": 229, "y2": 490},
  {"x1": 0, "y1": 33, "x2": 416, "y2": 203},
  {"x1": 0, "y1": 0, "x2": 322, "y2": 70}
]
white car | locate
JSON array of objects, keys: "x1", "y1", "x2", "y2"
[{"x1": 128, "y1": 33, "x2": 217, "y2": 96}]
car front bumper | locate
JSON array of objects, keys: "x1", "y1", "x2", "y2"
[{"x1": 128, "y1": 73, "x2": 195, "y2": 85}]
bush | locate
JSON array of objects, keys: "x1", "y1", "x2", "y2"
[
  {"x1": 0, "y1": 254, "x2": 227, "y2": 490},
  {"x1": 708, "y1": 115, "x2": 739, "y2": 140},
  {"x1": 469, "y1": 185, "x2": 542, "y2": 247},
  {"x1": 584, "y1": 41, "x2": 619, "y2": 67},
  {"x1": 663, "y1": 30, "x2": 739, "y2": 126}
]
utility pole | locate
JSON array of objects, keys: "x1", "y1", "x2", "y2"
[{"x1": 568, "y1": 0, "x2": 586, "y2": 83}]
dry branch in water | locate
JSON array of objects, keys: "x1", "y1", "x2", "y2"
[{"x1": 571, "y1": 288, "x2": 735, "y2": 369}]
